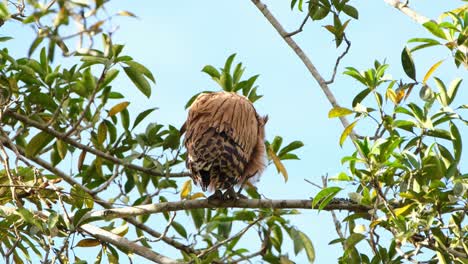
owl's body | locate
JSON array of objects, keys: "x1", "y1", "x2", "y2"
[{"x1": 182, "y1": 92, "x2": 267, "y2": 198}]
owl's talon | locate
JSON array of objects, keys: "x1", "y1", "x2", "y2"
[
  {"x1": 236, "y1": 192, "x2": 248, "y2": 199},
  {"x1": 208, "y1": 190, "x2": 223, "y2": 201},
  {"x1": 220, "y1": 187, "x2": 235, "y2": 200},
  {"x1": 221, "y1": 187, "x2": 247, "y2": 200}
]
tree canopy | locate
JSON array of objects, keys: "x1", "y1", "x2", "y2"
[{"x1": 0, "y1": 0, "x2": 466, "y2": 263}]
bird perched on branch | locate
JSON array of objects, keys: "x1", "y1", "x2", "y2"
[{"x1": 181, "y1": 91, "x2": 267, "y2": 200}]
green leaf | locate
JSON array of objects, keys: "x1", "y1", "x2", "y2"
[
  {"x1": 172, "y1": 221, "x2": 188, "y2": 239},
  {"x1": 270, "y1": 136, "x2": 283, "y2": 153},
  {"x1": 0, "y1": 36, "x2": 13, "y2": 42},
  {"x1": 312, "y1": 186, "x2": 342, "y2": 210},
  {"x1": 401, "y1": 46, "x2": 416, "y2": 80},
  {"x1": 0, "y1": 3, "x2": 9, "y2": 19},
  {"x1": 121, "y1": 109, "x2": 130, "y2": 131},
  {"x1": 342, "y1": 5, "x2": 359, "y2": 19},
  {"x1": 123, "y1": 66, "x2": 151, "y2": 98},
  {"x1": 450, "y1": 122, "x2": 462, "y2": 163},
  {"x1": 339, "y1": 120, "x2": 357, "y2": 147},
  {"x1": 352, "y1": 88, "x2": 371, "y2": 107},
  {"x1": 191, "y1": 209, "x2": 204, "y2": 230},
  {"x1": 278, "y1": 141, "x2": 304, "y2": 158},
  {"x1": 224, "y1": 53, "x2": 236, "y2": 74},
  {"x1": 447, "y1": 77, "x2": 462, "y2": 105},
  {"x1": 132, "y1": 107, "x2": 158, "y2": 130},
  {"x1": 423, "y1": 20, "x2": 447, "y2": 39},
  {"x1": 101, "y1": 69, "x2": 120, "y2": 87},
  {"x1": 123, "y1": 61, "x2": 155, "y2": 83},
  {"x1": 434, "y1": 77, "x2": 449, "y2": 106},
  {"x1": 328, "y1": 106, "x2": 354, "y2": 118},
  {"x1": 201, "y1": 65, "x2": 221, "y2": 79},
  {"x1": 97, "y1": 122, "x2": 107, "y2": 145},
  {"x1": 298, "y1": 231, "x2": 315, "y2": 263},
  {"x1": 26, "y1": 132, "x2": 54, "y2": 157},
  {"x1": 28, "y1": 37, "x2": 44, "y2": 57},
  {"x1": 56, "y1": 140, "x2": 67, "y2": 159},
  {"x1": 344, "y1": 233, "x2": 366, "y2": 250}
]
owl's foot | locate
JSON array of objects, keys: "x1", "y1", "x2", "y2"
[
  {"x1": 222, "y1": 187, "x2": 247, "y2": 200},
  {"x1": 207, "y1": 190, "x2": 223, "y2": 201}
]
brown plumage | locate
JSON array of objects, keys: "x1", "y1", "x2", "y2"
[{"x1": 182, "y1": 91, "x2": 267, "y2": 198}]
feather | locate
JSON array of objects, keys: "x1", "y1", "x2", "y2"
[{"x1": 183, "y1": 91, "x2": 266, "y2": 192}]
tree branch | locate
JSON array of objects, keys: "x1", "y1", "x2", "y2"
[
  {"x1": 79, "y1": 224, "x2": 182, "y2": 264},
  {"x1": 383, "y1": 0, "x2": 430, "y2": 24},
  {"x1": 83, "y1": 198, "x2": 369, "y2": 221},
  {"x1": 250, "y1": 0, "x2": 357, "y2": 140},
  {"x1": 0, "y1": 136, "x2": 198, "y2": 255},
  {"x1": 0, "y1": 205, "x2": 181, "y2": 264},
  {"x1": 2, "y1": 110, "x2": 190, "y2": 178}
]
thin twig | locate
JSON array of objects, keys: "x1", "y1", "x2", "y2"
[
  {"x1": 325, "y1": 34, "x2": 351, "y2": 84},
  {"x1": 284, "y1": 14, "x2": 309, "y2": 37},
  {"x1": 197, "y1": 217, "x2": 264, "y2": 259},
  {"x1": 91, "y1": 165, "x2": 121, "y2": 194}
]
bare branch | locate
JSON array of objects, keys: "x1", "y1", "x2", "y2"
[
  {"x1": 0, "y1": 205, "x2": 181, "y2": 263},
  {"x1": 383, "y1": 0, "x2": 430, "y2": 24},
  {"x1": 250, "y1": 0, "x2": 357, "y2": 140},
  {"x1": 79, "y1": 224, "x2": 182, "y2": 264},
  {"x1": 83, "y1": 198, "x2": 369, "y2": 221}
]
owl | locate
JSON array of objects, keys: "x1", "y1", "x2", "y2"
[{"x1": 181, "y1": 91, "x2": 267, "y2": 200}]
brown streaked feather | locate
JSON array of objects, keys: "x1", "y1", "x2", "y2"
[{"x1": 183, "y1": 91, "x2": 266, "y2": 191}]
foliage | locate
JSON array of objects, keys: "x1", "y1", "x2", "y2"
[{"x1": 0, "y1": 0, "x2": 466, "y2": 264}]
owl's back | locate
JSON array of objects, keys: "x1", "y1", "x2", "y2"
[{"x1": 183, "y1": 92, "x2": 266, "y2": 191}]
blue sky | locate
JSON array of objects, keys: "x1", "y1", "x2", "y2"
[{"x1": 2, "y1": 0, "x2": 467, "y2": 263}]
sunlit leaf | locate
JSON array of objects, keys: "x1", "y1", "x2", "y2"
[
  {"x1": 190, "y1": 192, "x2": 206, "y2": 200},
  {"x1": 423, "y1": 59, "x2": 444, "y2": 84},
  {"x1": 111, "y1": 224, "x2": 128, "y2": 237},
  {"x1": 423, "y1": 20, "x2": 447, "y2": 39},
  {"x1": 76, "y1": 238, "x2": 100, "y2": 247},
  {"x1": 328, "y1": 106, "x2": 354, "y2": 118},
  {"x1": 268, "y1": 146, "x2": 288, "y2": 182},
  {"x1": 117, "y1": 10, "x2": 138, "y2": 17},
  {"x1": 312, "y1": 186, "x2": 342, "y2": 211},
  {"x1": 180, "y1": 179, "x2": 192, "y2": 199},
  {"x1": 108, "y1": 101, "x2": 130, "y2": 117},
  {"x1": 447, "y1": 77, "x2": 462, "y2": 105},
  {"x1": 339, "y1": 120, "x2": 358, "y2": 147},
  {"x1": 394, "y1": 203, "x2": 414, "y2": 217}
]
